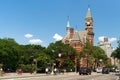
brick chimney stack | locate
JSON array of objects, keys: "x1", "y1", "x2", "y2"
[{"x1": 69, "y1": 28, "x2": 74, "y2": 38}]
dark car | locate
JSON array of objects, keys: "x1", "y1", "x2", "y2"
[
  {"x1": 79, "y1": 67, "x2": 91, "y2": 75},
  {"x1": 102, "y1": 67, "x2": 109, "y2": 74}
]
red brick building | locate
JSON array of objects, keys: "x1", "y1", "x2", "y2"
[
  {"x1": 62, "y1": 7, "x2": 94, "y2": 69},
  {"x1": 62, "y1": 7, "x2": 94, "y2": 52}
]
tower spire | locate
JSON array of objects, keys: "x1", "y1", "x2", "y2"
[
  {"x1": 86, "y1": 6, "x2": 92, "y2": 18},
  {"x1": 85, "y1": 6, "x2": 94, "y2": 44},
  {"x1": 67, "y1": 16, "x2": 70, "y2": 27},
  {"x1": 66, "y1": 16, "x2": 71, "y2": 34}
]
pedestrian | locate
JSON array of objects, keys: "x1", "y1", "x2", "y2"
[
  {"x1": 30, "y1": 70, "x2": 33, "y2": 74},
  {"x1": 17, "y1": 69, "x2": 22, "y2": 75},
  {"x1": 45, "y1": 68, "x2": 49, "y2": 74},
  {"x1": 54, "y1": 68, "x2": 57, "y2": 75}
]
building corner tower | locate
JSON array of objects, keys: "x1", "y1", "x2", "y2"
[{"x1": 85, "y1": 7, "x2": 94, "y2": 44}]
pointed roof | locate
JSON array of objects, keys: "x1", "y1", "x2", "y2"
[
  {"x1": 66, "y1": 16, "x2": 71, "y2": 27},
  {"x1": 71, "y1": 30, "x2": 87, "y2": 43},
  {"x1": 86, "y1": 7, "x2": 92, "y2": 18}
]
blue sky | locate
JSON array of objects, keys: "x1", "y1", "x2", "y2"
[{"x1": 0, "y1": 0, "x2": 119, "y2": 49}]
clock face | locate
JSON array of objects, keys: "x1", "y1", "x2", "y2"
[{"x1": 86, "y1": 22, "x2": 90, "y2": 24}]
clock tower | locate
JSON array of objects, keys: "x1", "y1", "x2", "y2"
[{"x1": 85, "y1": 7, "x2": 94, "y2": 44}]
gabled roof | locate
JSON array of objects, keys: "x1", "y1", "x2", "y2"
[
  {"x1": 62, "y1": 29, "x2": 88, "y2": 44},
  {"x1": 71, "y1": 30, "x2": 87, "y2": 43},
  {"x1": 62, "y1": 32, "x2": 70, "y2": 43}
]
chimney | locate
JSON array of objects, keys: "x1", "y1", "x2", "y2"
[{"x1": 69, "y1": 28, "x2": 74, "y2": 38}]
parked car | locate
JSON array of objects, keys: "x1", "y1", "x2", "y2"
[
  {"x1": 115, "y1": 68, "x2": 120, "y2": 73},
  {"x1": 96, "y1": 67, "x2": 102, "y2": 73},
  {"x1": 79, "y1": 67, "x2": 91, "y2": 75},
  {"x1": 109, "y1": 68, "x2": 115, "y2": 72},
  {"x1": 102, "y1": 67, "x2": 109, "y2": 74}
]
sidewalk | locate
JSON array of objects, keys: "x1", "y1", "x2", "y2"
[
  {"x1": 0, "y1": 72, "x2": 98, "y2": 79},
  {"x1": 0, "y1": 72, "x2": 80, "y2": 79},
  {"x1": 0, "y1": 72, "x2": 46, "y2": 79}
]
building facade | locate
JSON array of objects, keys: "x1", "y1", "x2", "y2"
[
  {"x1": 97, "y1": 37, "x2": 119, "y2": 66},
  {"x1": 62, "y1": 7, "x2": 94, "y2": 68},
  {"x1": 98, "y1": 38, "x2": 113, "y2": 58}
]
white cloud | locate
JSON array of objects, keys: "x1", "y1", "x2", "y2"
[
  {"x1": 98, "y1": 36, "x2": 117, "y2": 43},
  {"x1": 25, "y1": 34, "x2": 33, "y2": 38},
  {"x1": 53, "y1": 33, "x2": 63, "y2": 41},
  {"x1": 109, "y1": 38, "x2": 117, "y2": 43},
  {"x1": 29, "y1": 39, "x2": 43, "y2": 44},
  {"x1": 98, "y1": 36, "x2": 106, "y2": 41}
]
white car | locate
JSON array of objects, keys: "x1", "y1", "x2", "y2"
[
  {"x1": 96, "y1": 67, "x2": 102, "y2": 73},
  {"x1": 115, "y1": 69, "x2": 119, "y2": 73}
]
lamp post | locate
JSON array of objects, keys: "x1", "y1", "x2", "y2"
[
  {"x1": 99, "y1": 59, "x2": 102, "y2": 67},
  {"x1": 30, "y1": 55, "x2": 34, "y2": 70},
  {"x1": 58, "y1": 53, "x2": 61, "y2": 73},
  {"x1": 30, "y1": 54, "x2": 37, "y2": 74},
  {"x1": 33, "y1": 58, "x2": 37, "y2": 74}
]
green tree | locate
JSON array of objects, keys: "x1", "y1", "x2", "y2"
[
  {"x1": 0, "y1": 38, "x2": 20, "y2": 71},
  {"x1": 93, "y1": 46, "x2": 108, "y2": 63},
  {"x1": 111, "y1": 40, "x2": 120, "y2": 68},
  {"x1": 63, "y1": 59, "x2": 74, "y2": 71},
  {"x1": 17, "y1": 44, "x2": 49, "y2": 72},
  {"x1": 111, "y1": 40, "x2": 120, "y2": 59},
  {"x1": 79, "y1": 42, "x2": 107, "y2": 68},
  {"x1": 46, "y1": 41, "x2": 77, "y2": 69},
  {"x1": 79, "y1": 42, "x2": 95, "y2": 67}
]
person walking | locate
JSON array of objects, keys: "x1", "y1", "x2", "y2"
[
  {"x1": 54, "y1": 68, "x2": 57, "y2": 75},
  {"x1": 45, "y1": 68, "x2": 49, "y2": 74}
]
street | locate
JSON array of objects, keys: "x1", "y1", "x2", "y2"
[{"x1": 0, "y1": 72, "x2": 119, "y2": 80}]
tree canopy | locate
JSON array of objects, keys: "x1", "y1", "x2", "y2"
[
  {"x1": 79, "y1": 42, "x2": 108, "y2": 68},
  {"x1": 0, "y1": 38, "x2": 110, "y2": 72},
  {"x1": 111, "y1": 40, "x2": 120, "y2": 59},
  {"x1": 0, "y1": 38, "x2": 20, "y2": 71}
]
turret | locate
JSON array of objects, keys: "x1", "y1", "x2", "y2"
[{"x1": 66, "y1": 17, "x2": 71, "y2": 34}]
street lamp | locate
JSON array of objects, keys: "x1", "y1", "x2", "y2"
[
  {"x1": 33, "y1": 58, "x2": 37, "y2": 65},
  {"x1": 58, "y1": 53, "x2": 61, "y2": 73},
  {"x1": 30, "y1": 55, "x2": 37, "y2": 74},
  {"x1": 99, "y1": 59, "x2": 102, "y2": 62},
  {"x1": 58, "y1": 53, "x2": 61, "y2": 58}
]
